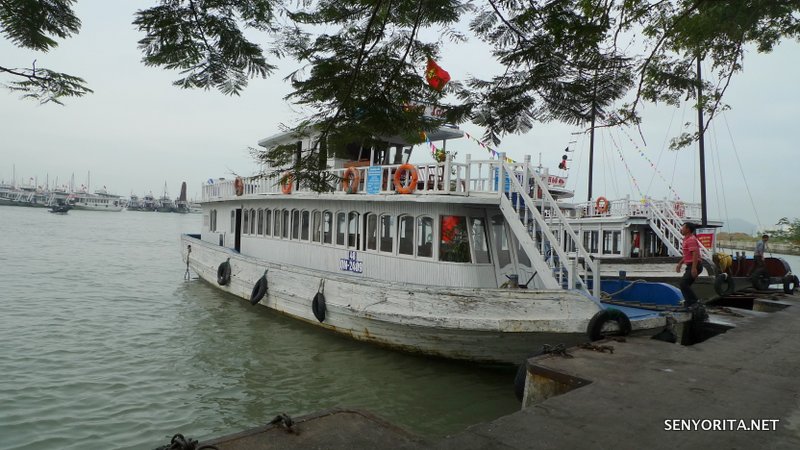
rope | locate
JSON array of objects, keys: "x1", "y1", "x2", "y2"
[
  {"x1": 578, "y1": 342, "x2": 615, "y2": 353},
  {"x1": 599, "y1": 279, "x2": 647, "y2": 300},
  {"x1": 154, "y1": 433, "x2": 220, "y2": 450},
  {"x1": 721, "y1": 111, "x2": 763, "y2": 231},
  {"x1": 541, "y1": 343, "x2": 572, "y2": 358},
  {"x1": 269, "y1": 413, "x2": 297, "y2": 434}
]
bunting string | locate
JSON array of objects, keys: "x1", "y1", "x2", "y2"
[
  {"x1": 463, "y1": 131, "x2": 516, "y2": 163},
  {"x1": 419, "y1": 131, "x2": 443, "y2": 161},
  {"x1": 617, "y1": 127, "x2": 682, "y2": 201},
  {"x1": 606, "y1": 132, "x2": 646, "y2": 202}
]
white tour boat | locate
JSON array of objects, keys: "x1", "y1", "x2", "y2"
[
  {"x1": 69, "y1": 189, "x2": 124, "y2": 212},
  {"x1": 181, "y1": 126, "x2": 691, "y2": 364}
]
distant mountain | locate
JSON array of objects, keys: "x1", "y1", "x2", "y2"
[{"x1": 723, "y1": 218, "x2": 757, "y2": 235}]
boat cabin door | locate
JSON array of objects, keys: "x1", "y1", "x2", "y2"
[
  {"x1": 234, "y1": 208, "x2": 242, "y2": 252},
  {"x1": 488, "y1": 213, "x2": 538, "y2": 288}
]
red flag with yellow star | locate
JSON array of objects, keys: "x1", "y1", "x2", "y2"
[{"x1": 425, "y1": 57, "x2": 450, "y2": 91}]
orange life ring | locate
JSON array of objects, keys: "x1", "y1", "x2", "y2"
[
  {"x1": 393, "y1": 164, "x2": 418, "y2": 194},
  {"x1": 234, "y1": 177, "x2": 244, "y2": 196},
  {"x1": 342, "y1": 167, "x2": 361, "y2": 194},
  {"x1": 674, "y1": 201, "x2": 685, "y2": 218},
  {"x1": 280, "y1": 172, "x2": 294, "y2": 194},
  {"x1": 595, "y1": 196, "x2": 609, "y2": 214}
]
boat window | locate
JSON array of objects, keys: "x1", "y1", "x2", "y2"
[
  {"x1": 470, "y1": 217, "x2": 491, "y2": 263},
  {"x1": 365, "y1": 213, "x2": 378, "y2": 250},
  {"x1": 584, "y1": 230, "x2": 599, "y2": 253},
  {"x1": 282, "y1": 209, "x2": 290, "y2": 239},
  {"x1": 398, "y1": 215, "x2": 414, "y2": 255},
  {"x1": 416, "y1": 216, "x2": 433, "y2": 258},
  {"x1": 250, "y1": 209, "x2": 256, "y2": 235},
  {"x1": 440, "y1": 216, "x2": 471, "y2": 262},
  {"x1": 231, "y1": 210, "x2": 235, "y2": 233},
  {"x1": 257, "y1": 209, "x2": 263, "y2": 235},
  {"x1": 336, "y1": 212, "x2": 346, "y2": 246},
  {"x1": 312, "y1": 211, "x2": 321, "y2": 242},
  {"x1": 348, "y1": 211, "x2": 360, "y2": 249},
  {"x1": 264, "y1": 209, "x2": 272, "y2": 236},
  {"x1": 564, "y1": 230, "x2": 576, "y2": 253},
  {"x1": 603, "y1": 230, "x2": 621, "y2": 254},
  {"x1": 243, "y1": 209, "x2": 250, "y2": 235},
  {"x1": 491, "y1": 215, "x2": 511, "y2": 267},
  {"x1": 210, "y1": 210, "x2": 216, "y2": 232},
  {"x1": 301, "y1": 210, "x2": 310, "y2": 241},
  {"x1": 323, "y1": 211, "x2": 333, "y2": 244},
  {"x1": 273, "y1": 208, "x2": 281, "y2": 238},
  {"x1": 292, "y1": 209, "x2": 300, "y2": 240},
  {"x1": 379, "y1": 214, "x2": 394, "y2": 253}
]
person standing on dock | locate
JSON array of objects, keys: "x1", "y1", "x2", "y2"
[
  {"x1": 754, "y1": 234, "x2": 769, "y2": 269},
  {"x1": 676, "y1": 222, "x2": 702, "y2": 306}
]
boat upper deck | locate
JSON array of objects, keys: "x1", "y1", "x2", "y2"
[{"x1": 202, "y1": 156, "x2": 570, "y2": 205}]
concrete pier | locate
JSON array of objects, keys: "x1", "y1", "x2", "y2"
[{"x1": 196, "y1": 292, "x2": 800, "y2": 449}]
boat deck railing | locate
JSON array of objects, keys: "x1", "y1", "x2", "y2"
[
  {"x1": 571, "y1": 198, "x2": 703, "y2": 219},
  {"x1": 202, "y1": 154, "x2": 567, "y2": 202}
]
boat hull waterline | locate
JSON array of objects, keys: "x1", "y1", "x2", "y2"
[{"x1": 182, "y1": 234, "x2": 674, "y2": 364}]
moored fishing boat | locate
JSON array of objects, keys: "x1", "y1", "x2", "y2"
[{"x1": 181, "y1": 125, "x2": 691, "y2": 364}]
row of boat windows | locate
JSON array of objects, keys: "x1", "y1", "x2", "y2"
[
  {"x1": 209, "y1": 208, "x2": 494, "y2": 263},
  {"x1": 582, "y1": 230, "x2": 622, "y2": 255}
]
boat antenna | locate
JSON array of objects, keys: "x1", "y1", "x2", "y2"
[{"x1": 697, "y1": 55, "x2": 708, "y2": 227}]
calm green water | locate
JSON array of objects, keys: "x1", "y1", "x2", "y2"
[{"x1": 0, "y1": 206, "x2": 519, "y2": 450}]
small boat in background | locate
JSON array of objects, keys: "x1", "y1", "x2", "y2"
[{"x1": 49, "y1": 203, "x2": 72, "y2": 214}]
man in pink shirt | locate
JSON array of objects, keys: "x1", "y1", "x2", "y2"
[{"x1": 675, "y1": 222, "x2": 702, "y2": 306}]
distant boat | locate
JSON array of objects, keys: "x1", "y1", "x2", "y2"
[
  {"x1": 49, "y1": 203, "x2": 72, "y2": 214},
  {"x1": 69, "y1": 189, "x2": 123, "y2": 212}
]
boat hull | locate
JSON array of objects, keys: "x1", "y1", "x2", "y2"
[{"x1": 181, "y1": 234, "x2": 676, "y2": 364}]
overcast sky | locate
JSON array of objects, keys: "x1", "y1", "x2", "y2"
[{"x1": 1, "y1": 1, "x2": 798, "y2": 232}]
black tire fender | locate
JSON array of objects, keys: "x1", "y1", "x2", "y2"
[
  {"x1": 312, "y1": 292, "x2": 326, "y2": 323},
  {"x1": 217, "y1": 260, "x2": 231, "y2": 286},
  {"x1": 713, "y1": 273, "x2": 735, "y2": 297},
  {"x1": 250, "y1": 275, "x2": 268, "y2": 305},
  {"x1": 587, "y1": 308, "x2": 632, "y2": 341},
  {"x1": 783, "y1": 274, "x2": 797, "y2": 294}
]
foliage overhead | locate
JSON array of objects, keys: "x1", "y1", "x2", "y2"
[
  {"x1": 0, "y1": 0, "x2": 92, "y2": 104},
  {"x1": 3, "y1": 1, "x2": 800, "y2": 181}
]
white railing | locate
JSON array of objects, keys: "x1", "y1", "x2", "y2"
[
  {"x1": 200, "y1": 154, "x2": 577, "y2": 201},
  {"x1": 500, "y1": 156, "x2": 600, "y2": 297},
  {"x1": 652, "y1": 200, "x2": 713, "y2": 263},
  {"x1": 573, "y1": 198, "x2": 703, "y2": 219}
]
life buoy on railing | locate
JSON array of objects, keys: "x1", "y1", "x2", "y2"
[
  {"x1": 674, "y1": 201, "x2": 685, "y2": 218},
  {"x1": 595, "y1": 196, "x2": 609, "y2": 214},
  {"x1": 342, "y1": 167, "x2": 361, "y2": 194},
  {"x1": 234, "y1": 177, "x2": 244, "y2": 196},
  {"x1": 393, "y1": 164, "x2": 418, "y2": 194},
  {"x1": 280, "y1": 172, "x2": 294, "y2": 194}
]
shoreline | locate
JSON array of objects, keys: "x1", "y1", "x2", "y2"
[{"x1": 718, "y1": 243, "x2": 800, "y2": 257}]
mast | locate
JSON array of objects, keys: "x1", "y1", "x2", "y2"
[
  {"x1": 697, "y1": 56, "x2": 708, "y2": 227},
  {"x1": 587, "y1": 76, "x2": 598, "y2": 202}
]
